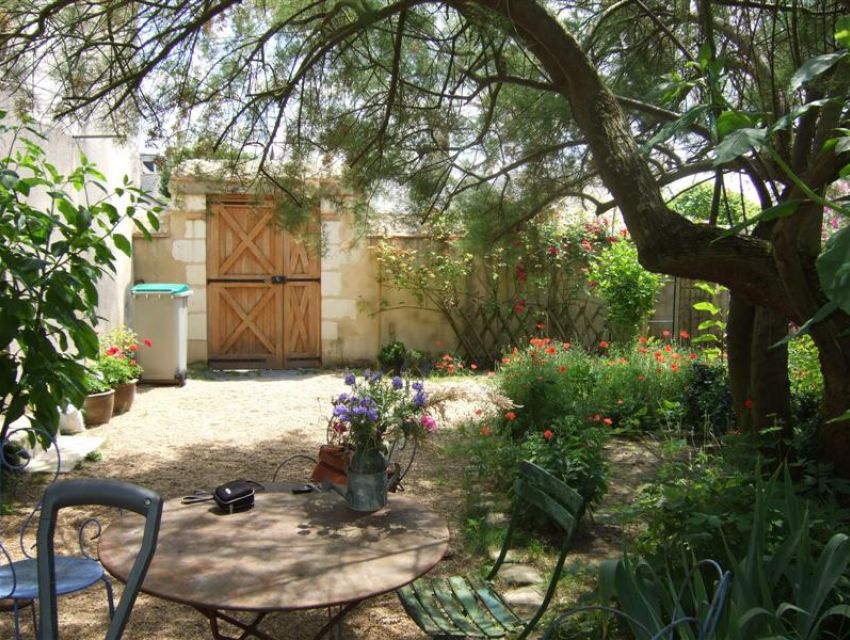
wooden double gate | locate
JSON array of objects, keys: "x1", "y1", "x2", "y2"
[{"x1": 206, "y1": 195, "x2": 321, "y2": 369}]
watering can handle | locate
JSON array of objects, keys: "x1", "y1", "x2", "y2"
[{"x1": 387, "y1": 462, "x2": 403, "y2": 493}]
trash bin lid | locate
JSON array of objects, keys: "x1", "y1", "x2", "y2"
[{"x1": 132, "y1": 283, "x2": 192, "y2": 296}]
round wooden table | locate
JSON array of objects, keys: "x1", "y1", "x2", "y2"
[{"x1": 99, "y1": 489, "x2": 449, "y2": 639}]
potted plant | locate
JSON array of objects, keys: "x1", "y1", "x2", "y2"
[
  {"x1": 81, "y1": 370, "x2": 114, "y2": 427},
  {"x1": 99, "y1": 327, "x2": 151, "y2": 414}
]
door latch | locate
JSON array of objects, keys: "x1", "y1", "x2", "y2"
[{"x1": 271, "y1": 275, "x2": 288, "y2": 284}]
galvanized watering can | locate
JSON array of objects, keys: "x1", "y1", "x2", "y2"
[{"x1": 324, "y1": 448, "x2": 399, "y2": 512}]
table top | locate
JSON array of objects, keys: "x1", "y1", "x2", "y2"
[{"x1": 98, "y1": 489, "x2": 449, "y2": 612}]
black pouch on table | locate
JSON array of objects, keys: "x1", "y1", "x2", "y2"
[{"x1": 213, "y1": 480, "x2": 257, "y2": 513}]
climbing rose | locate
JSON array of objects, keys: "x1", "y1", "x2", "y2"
[
  {"x1": 543, "y1": 429, "x2": 554, "y2": 441},
  {"x1": 662, "y1": 329, "x2": 671, "y2": 338},
  {"x1": 679, "y1": 330, "x2": 690, "y2": 339},
  {"x1": 505, "y1": 411, "x2": 517, "y2": 421},
  {"x1": 143, "y1": 338, "x2": 153, "y2": 347}
]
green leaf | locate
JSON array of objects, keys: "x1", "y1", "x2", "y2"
[
  {"x1": 713, "y1": 127, "x2": 767, "y2": 165},
  {"x1": 773, "y1": 99, "x2": 834, "y2": 133},
  {"x1": 827, "y1": 410, "x2": 850, "y2": 424},
  {"x1": 693, "y1": 301, "x2": 720, "y2": 314},
  {"x1": 835, "y1": 136, "x2": 850, "y2": 154},
  {"x1": 789, "y1": 52, "x2": 845, "y2": 92},
  {"x1": 642, "y1": 105, "x2": 711, "y2": 153},
  {"x1": 817, "y1": 225, "x2": 850, "y2": 314},
  {"x1": 716, "y1": 111, "x2": 757, "y2": 140},
  {"x1": 841, "y1": 163, "x2": 850, "y2": 178},
  {"x1": 835, "y1": 16, "x2": 850, "y2": 50},
  {"x1": 112, "y1": 233, "x2": 132, "y2": 256}
]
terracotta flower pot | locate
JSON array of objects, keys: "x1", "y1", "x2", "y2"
[
  {"x1": 112, "y1": 380, "x2": 138, "y2": 415},
  {"x1": 83, "y1": 389, "x2": 115, "y2": 427}
]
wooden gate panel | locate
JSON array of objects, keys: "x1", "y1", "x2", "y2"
[
  {"x1": 207, "y1": 196, "x2": 320, "y2": 369},
  {"x1": 284, "y1": 281, "x2": 320, "y2": 363}
]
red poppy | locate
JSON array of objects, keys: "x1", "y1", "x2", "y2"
[
  {"x1": 638, "y1": 336, "x2": 648, "y2": 344},
  {"x1": 689, "y1": 352, "x2": 698, "y2": 360},
  {"x1": 546, "y1": 347, "x2": 556, "y2": 354},
  {"x1": 558, "y1": 365, "x2": 568, "y2": 373},
  {"x1": 603, "y1": 417, "x2": 613, "y2": 426},
  {"x1": 480, "y1": 425, "x2": 492, "y2": 436},
  {"x1": 599, "y1": 340, "x2": 609, "y2": 349},
  {"x1": 105, "y1": 345, "x2": 120, "y2": 356},
  {"x1": 505, "y1": 411, "x2": 517, "y2": 421},
  {"x1": 543, "y1": 429, "x2": 554, "y2": 441},
  {"x1": 679, "y1": 330, "x2": 690, "y2": 339},
  {"x1": 662, "y1": 329, "x2": 671, "y2": 338},
  {"x1": 547, "y1": 246, "x2": 558, "y2": 255}
]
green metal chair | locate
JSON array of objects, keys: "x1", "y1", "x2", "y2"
[{"x1": 397, "y1": 461, "x2": 585, "y2": 639}]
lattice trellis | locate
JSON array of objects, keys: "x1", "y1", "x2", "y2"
[{"x1": 445, "y1": 289, "x2": 608, "y2": 367}]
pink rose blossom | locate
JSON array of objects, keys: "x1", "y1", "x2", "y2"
[{"x1": 420, "y1": 414, "x2": 438, "y2": 433}]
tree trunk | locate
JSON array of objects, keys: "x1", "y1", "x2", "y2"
[{"x1": 728, "y1": 295, "x2": 792, "y2": 442}]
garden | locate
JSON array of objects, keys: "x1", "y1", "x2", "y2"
[{"x1": 2, "y1": 2, "x2": 850, "y2": 640}]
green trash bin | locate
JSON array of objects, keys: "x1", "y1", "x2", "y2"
[{"x1": 131, "y1": 283, "x2": 192, "y2": 385}]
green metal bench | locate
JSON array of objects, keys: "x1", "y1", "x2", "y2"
[{"x1": 397, "y1": 460, "x2": 586, "y2": 639}]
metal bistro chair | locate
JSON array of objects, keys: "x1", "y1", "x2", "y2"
[
  {"x1": 37, "y1": 478, "x2": 163, "y2": 640},
  {"x1": 397, "y1": 461, "x2": 586, "y2": 639},
  {"x1": 0, "y1": 425, "x2": 109, "y2": 639}
]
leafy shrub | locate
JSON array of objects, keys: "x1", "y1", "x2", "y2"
[
  {"x1": 683, "y1": 362, "x2": 735, "y2": 435},
  {"x1": 0, "y1": 114, "x2": 159, "y2": 441},
  {"x1": 788, "y1": 334, "x2": 823, "y2": 397},
  {"x1": 497, "y1": 336, "x2": 694, "y2": 438},
  {"x1": 458, "y1": 412, "x2": 608, "y2": 507},
  {"x1": 588, "y1": 240, "x2": 663, "y2": 344},
  {"x1": 605, "y1": 470, "x2": 850, "y2": 640},
  {"x1": 376, "y1": 340, "x2": 430, "y2": 375},
  {"x1": 377, "y1": 340, "x2": 408, "y2": 374}
]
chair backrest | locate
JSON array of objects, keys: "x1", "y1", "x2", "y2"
[
  {"x1": 36, "y1": 478, "x2": 163, "y2": 640},
  {"x1": 489, "y1": 461, "x2": 586, "y2": 640}
]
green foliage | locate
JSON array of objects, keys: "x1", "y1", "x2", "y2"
[
  {"x1": 588, "y1": 240, "x2": 663, "y2": 344},
  {"x1": 376, "y1": 340, "x2": 429, "y2": 375},
  {"x1": 431, "y1": 352, "x2": 471, "y2": 376},
  {"x1": 0, "y1": 114, "x2": 159, "y2": 440},
  {"x1": 497, "y1": 336, "x2": 695, "y2": 439},
  {"x1": 684, "y1": 362, "x2": 735, "y2": 436},
  {"x1": 691, "y1": 282, "x2": 728, "y2": 362},
  {"x1": 669, "y1": 182, "x2": 757, "y2": 225},
  {"x1": 519, "y1": 416, "x2": 609, "y2": 506},
  {"x1": 789, "y1": 334, "x2": 824, "y2": 397},
  {"x1": 602, "y1": 470, "x2": 850, "y2": 640},
  {"x1": 94, "y1": 354, "x2": 137, "y2": 386},
  {"x1": 81, "y1": 370, "x2": 112, "y2": 395},
  {"x1": 375, "y1": 217, "x2": 612, "y2": 361}
]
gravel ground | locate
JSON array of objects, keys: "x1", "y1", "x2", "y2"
[{"x1": 1, "y1": 370, "x2": 479, "y2": 640}]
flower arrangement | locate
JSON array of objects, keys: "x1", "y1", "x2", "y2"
[{"x1": 329, "y1": 371, "x2": 437, "y2": 452}]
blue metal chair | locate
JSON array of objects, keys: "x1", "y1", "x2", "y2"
[
  {"x1": 0, "y1": 426, "x2": 128, "y2": 638},
  {"x1": 36, "y1": 478, "x2": 163, "y2": 639}
]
